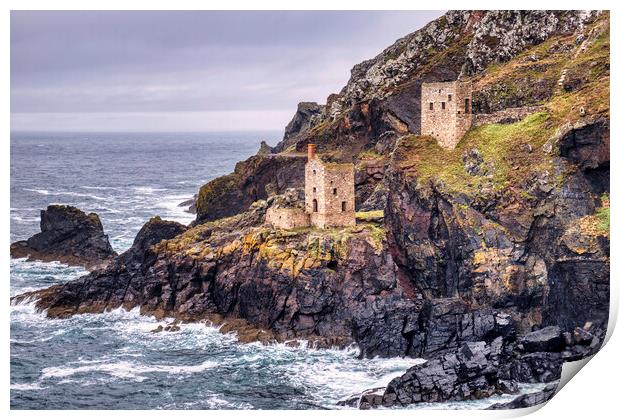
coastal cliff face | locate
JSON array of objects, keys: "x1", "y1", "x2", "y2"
[{"x1": 17, "y1": 10, "x2": 609, "y2": 409}]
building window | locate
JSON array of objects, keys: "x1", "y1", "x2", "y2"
[
  {"x1": 313, "y1": 187, "x2": 316, "y2": 193},
  {"x1": 341, "y1": 201, "x2": 347, "y2": 212},
  {"x1": 448, "y1": 94, "x2": 452, "y2": 102},
  {"x1": 441, "y1": 102, "x2": 446, "y2": 110},
  {"x1": 429, "y1": 102, "x2": 433, "y2": 111},
  {"x1": 465, "y1": 98, "x2": 470, "y2": 114},
  {"x1": 333, "y1": 188, "x2": 337, "y2": 195},
  {"x1": 313, "y1": 199, "x2": 318, "y2": 212},
  {"x1": 313, "y1": 170, "x2": 316, "y2": 175}
]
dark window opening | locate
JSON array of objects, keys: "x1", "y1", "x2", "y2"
[
  {"x1": 448, "y1": 94, "x2": 452, "y2": 102},
  {"x1": 429, "y1": 102, "x2": 433, "y2": 110},
  {"x1": 441, "y1": 102, "x2": 446, "y2": 110},
  {"x1": 333, "y1": 188, "x2": 337, "y2": 195},
  {"x1": 313, "y1": 170, "x2": 316, "y2": 175},
  {"x1": 313, "y1": 187, "x2": 316, "y2": 193},
  {"x1": 341, "y1": 201, "x2": 347, "y2": 212},
  {"x1": 465, "y1": 98, "x2": 470, "y2": 114},
  {"x1": 313, "y1": 199, "x2": 318, "y2": 212}
]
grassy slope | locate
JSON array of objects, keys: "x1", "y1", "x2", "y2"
[{"x1": 395, "y1": 14, "x2": 609, "y2": 219}]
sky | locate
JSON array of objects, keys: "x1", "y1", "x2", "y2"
[{"x1": 11, "y1": 11, "x2": 443, "y2": 132}]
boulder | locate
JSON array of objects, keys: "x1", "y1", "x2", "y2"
[
  {"x1": 521, "y1": 326, "x2": 565, "y2": 352},
  {"x1": 10, "y1": 205, "x2": 117, "y2": 270},
  {"x1": 487, "y1": 384, "x2": 557, "y2": 410}
]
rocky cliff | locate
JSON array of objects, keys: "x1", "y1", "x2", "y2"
[{"x1": 15, "y1": 10, "x2": 610, "y2": 409}]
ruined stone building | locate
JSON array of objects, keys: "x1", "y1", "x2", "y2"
[
  {"x1": 265, "y1": 144, "x2": 356, "y2": 229},
  {"x1": 421, "y1": 81, "x2": 473, "y2": 149}
]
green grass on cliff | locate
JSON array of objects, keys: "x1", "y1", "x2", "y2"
[
  {"x1": 596, "y1": 193, "x2": 610, "y2": 233},
  {"x1": 405, "y1": 111, "x2": 554, "y2": 195}
]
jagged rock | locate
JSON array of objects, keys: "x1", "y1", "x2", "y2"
[
  {"x1": 487, "y1": 384, "x2": 557, "y2": 410},
  {"x1": 520, "y1": 326, "x2": 565, "y2": 352},
  {"x1": 337, "y1": 387, "x2": 386, "y2": 409},
  {"x1": 177, "y1": 194, "x2": 197, "y2": 214},
  {"x1": 195, "y1": 154, "x2": 306, "y2": 223},
  {"x1": 129, "y1": 216, "x2": 187, "y2": 260},
  {"x1": 275, "y1": 102, "x2": 325, "y2": 152},
  {"x1": 500, "y1": 352, "x2": 562, "y2": 383},
  {"x1": 10, "y1": 205, "x2": 117, "y2": 270},
  {"x1": 257, "y1": 141, "x2": 274, "y2": 155},
  {"x1": 379, "y1": 339, "x2": 511, "y2": 407}
]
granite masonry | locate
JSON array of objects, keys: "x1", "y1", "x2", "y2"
[
  {"x1": 265, "y1": 144, "x2": 356, "y2": 229},
  {"x1": 421, "y1": 81, "x2": 473, "y2": 149}
]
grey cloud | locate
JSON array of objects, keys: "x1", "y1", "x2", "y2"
[{"x1": 11, "y1": 10, "x2": 442, "y2": 130}]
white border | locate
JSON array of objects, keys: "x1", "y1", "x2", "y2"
[{"x1": 3, "y1": 1, "x2": 617, "y2": 419}]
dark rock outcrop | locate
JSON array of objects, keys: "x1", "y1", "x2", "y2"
[
  {"x1": 487, "y1": 384, "x2": 557, "y2": 410},
  {"x1": 340, "y1": 324, "x2": 605, "y2": 409},
  {"x1": 195, "y1": 154, "x2": 306, "y2": 223},
  {"x1": 10, "y1": 205, "x2": 117, "y2": 270},
  {"x1": 520, "y1": 326, "x2": 564, "y2": 353},
  {"x1": 381, "y1": 339, "x2": 510, "y2": 406},
  {"x1": 177, "y1": 194, "x2": 197, "y2": 214},
  {"x1": 275, "y1": 102, "x2": 325, "y2": 153}
]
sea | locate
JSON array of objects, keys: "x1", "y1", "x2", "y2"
[{"x1": 9, "y1": 132, "x2": 545, "y2": 409}]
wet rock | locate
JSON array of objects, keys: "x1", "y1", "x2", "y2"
[
  {"x1": 10, "y1": 205, "x2": 117, "y2": 270},
  {"x1": 487, "y1": 383, "x2": 557, "y2": 410},
  {"x1": 337, "y1": 388, "x2": 386, "y2": 410},
  {"x1": 177, "y1": 194, "x2": 197, "y2": 214}
]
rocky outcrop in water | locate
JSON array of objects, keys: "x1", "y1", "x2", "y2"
[{"x1": 10, "y1": 205, "x2": 117, "y2": 270}]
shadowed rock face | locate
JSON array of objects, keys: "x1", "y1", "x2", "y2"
[{"x1": 10, "y1": 205, "x2": 117, "y2": 270}]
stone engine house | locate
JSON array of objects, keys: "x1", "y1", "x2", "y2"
[
  {"x1": 304, "y1": 145, "x2": 356, "y2": 229},
  {"x1": 421, "y1": 81, "x2": 473, "y2": 149},
  {"x1": 265, "y1": 144, "x2": 356, "y2": 229}
]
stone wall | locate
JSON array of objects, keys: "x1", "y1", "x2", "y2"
[
  {"x1": 421, "y1": 81, "x2": 473, "y2": 149},
  {"x1": 473, "y1": 106, "x2": 544, "y2": 127},
  {"x1": 265, "y1": 207, "x2": 310, "y2": 229},
  {"x1": 305, "y1": 158, "x2": 356, "y2": 229}
]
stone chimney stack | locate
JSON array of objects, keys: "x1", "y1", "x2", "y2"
[{"x1": 307, "y1": 144, "x2": 316, "y2": 160}]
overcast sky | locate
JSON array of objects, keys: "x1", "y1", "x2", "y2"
[{"x1": 11, "y1": 11, "x2": 442, "y2": 132}]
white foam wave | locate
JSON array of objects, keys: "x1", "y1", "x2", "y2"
[
  {"x1": 81, "y1": 186, "x2": 123, "y2": 190},
  {"x1": 23, "y1": 188, "x2": 106, "y2": 200},
  {"x1": 41, "y1": 359, "x2": 218, "y2": 382},
  {"x1": 152, "y1": 195, "x2": 195, "y2": 225},
  {"x1": 24, "y1": 188, "x2": 50, "y2": 195},
  {"x1": 133, "y1": 186, "x2": 168, "y2": 195},
  {"x1": 11, "y1": 382, "x2": 45, "y2": 391}
]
